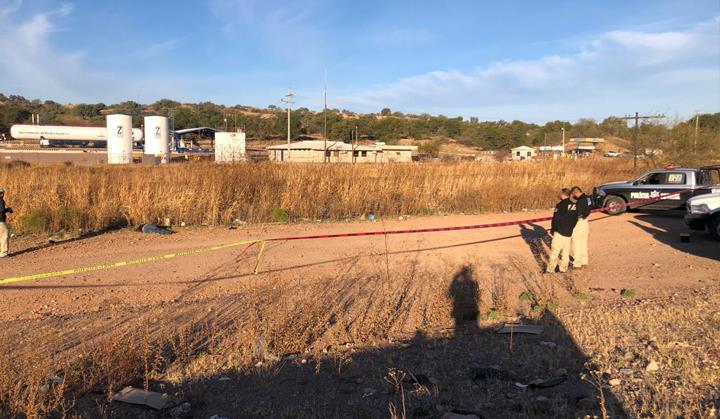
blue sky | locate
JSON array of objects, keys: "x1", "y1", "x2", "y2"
[{"x1": 0, "y1": 0, "x2": 718, "y2": 123}]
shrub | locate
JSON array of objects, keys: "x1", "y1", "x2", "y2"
[
  {"x1": 57, "y1": 205, "x2": 85, "y2": 231},
  {"x1": 620, "y1": 289, "x2": 637, "y2": 298},
  {"x1": 19, "y1": 209, "x2": 48, "y2": 234},
  {"x1": 271, "y1": 207, "x2": 289, "y2": 223}
]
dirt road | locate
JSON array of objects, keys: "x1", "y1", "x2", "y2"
[
  {"x1": 0, "y1": 209, "x2": 718, "y2": 417},
  {"x1": 0, "y1": 210, "x2": 717, "y2": 322}
]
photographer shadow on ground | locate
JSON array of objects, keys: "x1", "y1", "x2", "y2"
[{"x1": 90, "y1": 265, "x2": 627, "y2": 418}]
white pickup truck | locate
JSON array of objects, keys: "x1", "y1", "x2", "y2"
[{"x1": 685, "y1": 192, "x2": 720, "y2": 241}]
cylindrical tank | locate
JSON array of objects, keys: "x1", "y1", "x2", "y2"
[
  {"x1": 10, "y1": 124, "x2": 144, "y2": 142},
  {"x1": 106, "y1": 114, "x2": 133, "y2": 164},
  {"x1": 143, "y1": 116, "x2": 170, "y2": 162},
  {"x1": 131, "y1": 128, "x2": 143, "y2": 142},
  {"x1": 11, "y1": 125, "x2": 107, "y2": 141}
]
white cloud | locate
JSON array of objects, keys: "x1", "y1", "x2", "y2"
[
  {"x1": 333, "y1": 17, "x2": 720, "y2": 121},
  {"x1": 0, "y1": 3, "x2": 186, "y2": 103},
  {"x1": 0, "y1": 2, "x2": 102, "y2": 101},
  {"x1": 0, "y1": 3, "x2": 716, "y2": 123}
]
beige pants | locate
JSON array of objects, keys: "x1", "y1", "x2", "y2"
[
  {"x1": 546, "y1": 232, "x2": 571, "y2": 273},
  {"x1": 571, "y1": 218, "x2": 589, "y2": 267},
  {"x1": 0, "y1": 222, "x2": 8, "y2": 257}
]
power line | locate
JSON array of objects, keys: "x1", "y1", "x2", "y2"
[{"x1": 614, "y1": 112, "x2": 665, "y2": 169}]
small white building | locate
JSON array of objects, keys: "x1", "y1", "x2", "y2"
[
  {"x1": 214, "y1": 131, "x2": 246, "y2": 163},
  {"x1": 267, "y1": 140, "x2": 417, "y2": 163},
  {"x1": 511, "y1": 145, "x2": 537, "y2": 161},
  {"x1": 538, "y1": 145, "x2": 565, "y2": 159}
]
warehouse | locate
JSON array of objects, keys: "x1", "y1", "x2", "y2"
[{"x1": 267, "y1": 140, "x2": 417, "y2": 163}]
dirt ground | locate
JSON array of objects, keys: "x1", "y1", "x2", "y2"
[
  {"x1": 0, "y1": 210, "x2": 718, "y2": 418},
  {"x1": 1, "y1": 210, "x2": 717, "y2": 322}
]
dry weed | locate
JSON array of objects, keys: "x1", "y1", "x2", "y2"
[{"x1": 0, "y1": 159, "x2": 637, "y2": 233}]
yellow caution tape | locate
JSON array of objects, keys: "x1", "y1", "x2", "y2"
[{"x1": 0, "y1": 239, "x2": 261, "y2": 286}]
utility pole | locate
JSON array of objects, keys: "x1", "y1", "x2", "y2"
[
  {"x1": 353, "y1": 125, "x2": 358, "y2": 163},
  {"x1": 615, "y1": 112, "x2": 665, "y2": 169},
  {"x1": 323, "y1": 68, "x2": 328, "y2": 163},
  {"x1": 561, "y1": 127, "x2": 565, "y2": 157},
  {"x1": 281, "y1": 88, "x2": 294, "y2": 162},
  {"x1": 694, "y1": 112, "x2": 700, "y2": 152}
]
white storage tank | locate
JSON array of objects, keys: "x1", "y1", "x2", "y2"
[
  {"x1": 10, "y1": 124, "x2": 143, "y2": 142},
  {"x1": 143, "y1": 116, "x2": 170, "y2": 163},
  {"x1": 132, "y1": 128, "x2": 144, "y2": 142},
  {"x1": 106, "y1": 114, "x2": 133, "y2": 164},
  {"x1": 215, "y1": 131, "x2": 246, "y2": 163}
]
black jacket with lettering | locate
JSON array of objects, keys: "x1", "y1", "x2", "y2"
[
  {"x1": 551, "y1": 198, "x2": 578, "y2": 237},
  {"x1": 575, "y1": 193, "x2": 591, "y2": 219},
  {"x1": 0, "y1": 198, "x2": 12, "y2": 223}
]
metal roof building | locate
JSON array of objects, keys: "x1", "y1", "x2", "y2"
[{"x1": 267, "y1": 140, "x2": 417, "y2": 163}]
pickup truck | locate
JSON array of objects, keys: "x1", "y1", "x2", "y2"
[
  {"x1": 603, "y1": 150, "x2": 620, "y2": 158},
  {"x1": 685, "y1": 192, "x2": 720, "y2": 240},
  {"x1": 593, "y1": 165, "x2": 720, "y2": 215}
]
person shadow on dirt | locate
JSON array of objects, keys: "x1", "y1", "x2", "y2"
[
  {"x1": 81, "y1": 264, "x2": 628, "y2": 418},
  {"x1": 448, "y1": 265, "x2": 481, "y2": 335},
  {"x1": 519, "y1": 223, "x2": 552, "y2": 270}
]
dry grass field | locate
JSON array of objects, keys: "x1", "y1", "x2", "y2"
[
  {"x1": 1, "y1": 254, "x2": 717, "y2": 418},
  {"x1": 0, "y1": 159, "x2": 717, "y2": 418},
  {"x1": 0, "y1": 159, "x2": 638, "y2": 233}
]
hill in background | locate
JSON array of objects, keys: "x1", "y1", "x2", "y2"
[{"x1": 0, "y1": 93, "x2": 717, "y2": 162}]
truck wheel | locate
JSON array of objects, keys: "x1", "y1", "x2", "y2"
[
  {"x1": 710, "y1": 214, "x2": 720, "y2": 241},
  {"x1": 604, "y1": 195, "x2": 626, "y2": 216}
]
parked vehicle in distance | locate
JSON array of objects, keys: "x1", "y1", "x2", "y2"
[
  {"x1": 603, "y1": 150, "x2": 620, "y2": 158},
  {"x1": 593, "y1": 165, "x2": 720, "y2": 215},
  {"x1": 685, "y1": 192, "x2": 720, "y2": 241}
]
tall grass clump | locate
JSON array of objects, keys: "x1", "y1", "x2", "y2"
[{"x1": 0, "y1": 159, "x2": 638, "y2": 233}]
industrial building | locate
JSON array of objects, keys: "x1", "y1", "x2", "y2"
[
  {"x1": 569, "y1": 137, "x2": 604, "y2": 154},
  {"x1": 538, "y1": 145, "x2": 565, "y2": 159},
  {"x1": 266, "y1": 140, "x2": 417, "y2": 163},
  {"x1": 174, "y1": 127, "x2": 219, "y2": 150}
]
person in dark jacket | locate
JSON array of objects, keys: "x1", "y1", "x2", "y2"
[
  {"x1": 0, "y1": 188, "x2": 13, "y2": 258},
  {"x1": 570, "y1": 186, "x2": 592, "y2": 268},
  {"x1": 546, "y1": 188, "x2": 577, "y2": 273}
]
